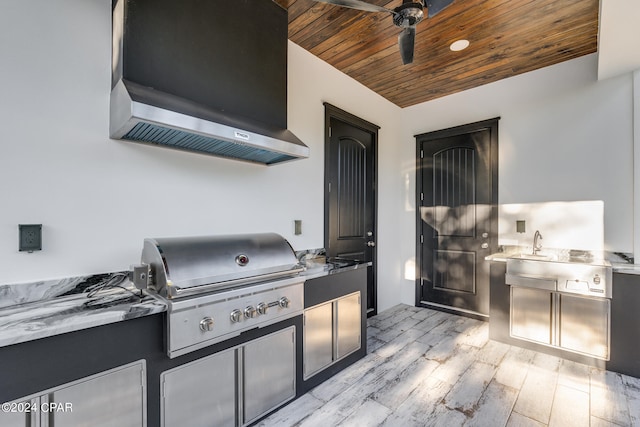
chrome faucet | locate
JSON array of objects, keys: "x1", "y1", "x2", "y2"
[{"x1": 533, "y1": 230, "x2": 543, "y2": 255}]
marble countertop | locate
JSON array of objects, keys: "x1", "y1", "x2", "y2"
[
  {"x1": 485, "y1": 246, "x2": 639, "y2": 274},
  {"x1": 301, "y1": 258, "x2": 372, "y2": 280},
  {"x1": 0, "y1": 273, "x2": 166, "y2": 349},
  {"x1": 0, "y1": 257, "x2": 370, "y2": 349}
]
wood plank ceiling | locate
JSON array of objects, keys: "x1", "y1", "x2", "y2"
[{"x1": 274, "y1": 0, "x2": 599, "y2": 108}]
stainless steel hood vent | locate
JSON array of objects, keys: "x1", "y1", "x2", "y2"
[{"x1": 110, "y1": 0, "x2": 309, "y2": 166}]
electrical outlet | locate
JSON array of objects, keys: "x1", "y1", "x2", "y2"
[
  {"x1": 19, "y1": 224, "x2": 42, "y2": 252},
  {"x1": 516, "y1": 220, "x2": 526, "y2": 233}
]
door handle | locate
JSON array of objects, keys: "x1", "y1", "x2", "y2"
[
  {"x1": 367, "y1": 241, "x2": 376, "y2": 247},
  {"x1": 481, "y1": 243, "x2": 489, "y2": 249}
]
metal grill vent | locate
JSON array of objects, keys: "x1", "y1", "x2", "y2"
[{"x1": 124, "y1": 122, "x2": 295, "y2": 165}]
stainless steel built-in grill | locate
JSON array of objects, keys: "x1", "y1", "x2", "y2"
[{"x1": 132, "y1": 233, "x2": 305, "y2": 358}]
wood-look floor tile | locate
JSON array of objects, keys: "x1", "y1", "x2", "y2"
[
  {"x1": 261, "y1": 305, "x2": 639, "y2": 427},
  {"x1": 495, "y1": 347, "x2": 536, "y2": 390},
  {"x1": 339, "y1": 399, "x2": 392, "y2": 427},
  {"x1": 371, "y1": 356, "x2": 439, "y2": 409},
  {"x1": 430, "y1": 344, "x2": 479, "y2": 385},
  {"x1": 464, "y1": 379, "x2": 518, "y2": 427},
  {"x1": 506, "y1": 411, "x2": 546, "y2": 427},
  {"x1": 513, "y1": 364, "x2": 558, "y2": 424},
  {"x1": 256, "y1": 394, "x2": 324, "y2": 426},
  {"x1": 444, "y1": 361, "x2": 496, "y2": 413},
  {"x1": 548, "y1": 384, "x2": 589, "y2": 427},
  {"x1": 392, "y1": 375, "x2": 452, "y2": 423},
  {"x1": 475, "y1": 339, "x2": 510, "y2": 366},
  {"x1": 590, "y1": 368, "x2": 632, "y2": 426},
  {"x1": 374, "y1": 328, "x2": 427, "y2": 358}
]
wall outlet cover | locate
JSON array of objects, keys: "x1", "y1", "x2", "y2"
[
  {"x1": 516, "y1": 220, "x2": 526, "y2": 233},
  {"x1": 19, "y1": 224, "x2": 42, "y2": 252}
]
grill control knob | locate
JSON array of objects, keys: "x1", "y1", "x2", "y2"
[
  {"x1": 244, "y1": 306, "x2": 257, "y2": 319},
  {"x1": 594, "y1": 275, "x2": 601, "y2": 284},
  {"x1": 230, "y1": 309, "x2": 243, "y2": 323},
  {"x1": 278, "y1": 297, "x2": 290, "y2": 309},
  {"x1": 257, "y1": 302, "x2": 268, "y2": 315},
  {"x1": 199, "y1": 317, "x2": 214, "y2": 332}
]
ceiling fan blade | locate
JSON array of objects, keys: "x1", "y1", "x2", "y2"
[
  {"x1": 398, "y1": 26, "x2": 416, "y2": 65},
  {"x1": 425, "y1": 0, "x2": 454, "y2": 17},
  {"x1": 310, "y1": 0, "x2": 395, "y2": 15}
]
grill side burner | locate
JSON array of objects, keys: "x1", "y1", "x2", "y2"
[{"x1": 134, "y1": 233, "x2": 305, "y2": 358}]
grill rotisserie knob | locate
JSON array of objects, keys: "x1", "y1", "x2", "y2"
[
  {"x1": 199, "y1": 317, "x2": 214, "y2": 332},
  {"x1": 229, "y1": 309, "x2": 243, "y2": 323},
  {"x1": 257, "y1": 302, "x2": 268, "y2": 315},
  {"x1": 278, "y1": 297, "x2": 290, "y2": 309},
  {"x1": 244, "y1": 306, "x2": 257, "y2": 319}
]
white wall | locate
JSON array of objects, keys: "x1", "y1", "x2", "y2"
[
  {"x1": 0, "y1": 0, "x2": 405, "y2": 314},
  {"x1": 399, "y1": 54, "x2": 635, "y2": 305},
  {"x1": 1, "y1": 1, "x2": 636, "y2": 315}
]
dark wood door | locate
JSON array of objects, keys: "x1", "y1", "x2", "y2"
[
  {"x1": 416, "y1": 118, "x2": 498, "y2": 318},
  {"x1": 324, "y1": 103, "x2": 378, "y2": 316}
]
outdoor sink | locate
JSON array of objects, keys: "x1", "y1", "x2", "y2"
[{"x1": 509, "y1": 253, "x2": 558, "y2": 261}]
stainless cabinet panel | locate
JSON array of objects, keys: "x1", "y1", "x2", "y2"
[
  {"x1": 0, "y1": 398, "x2": 35, "y2": 427},
  {"x1": 336, "y1": 293, "x2": 361, "y2": 359},
  {"x1": 162, "y1": 349, "x2": 236, "y2": 427},
  {"x1": 303, "y1": 302, "x2": 333, "y2": 378},
  {"x1": 52, "y1": 362, "x2": 146, "y2": 427},
  {"x1": 243, "y1": 327, "x2": 296, "y2": 425},
  {"x1": 560, "y1": 295, "x2": 610, "y2": 360},
  {"x1": 510, "y1": 287, "x2": 552, "y2": 345}
]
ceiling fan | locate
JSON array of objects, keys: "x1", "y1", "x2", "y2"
[{"x1": 309, "y1": 0, "x2": 455, "y2": 65}]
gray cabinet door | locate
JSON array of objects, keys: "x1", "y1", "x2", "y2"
[
  {"x1": 51, "y1": 361, "x2": 146, "y2": 427},
  {"x1": 336, "y1": 293, "x2": 361, "y2": 359},
  {"x1": 303, "y1": 302, "x2": 333, "y2": 379},
  {"x1": 510, "y1": 287, "x2": 552, "y2": 345},
  {"x1": 559, "y1": 294, "x2": 610, "y2": 359},
  {"x1": 243, "y1": 326, "x2": 296, "y2": 425},
  {"x1": 0, "y1": 398, "x2": 37, "y2": 427},
  {"x1": 162, "y1": 349, "x2": 236, "y2": 427}
]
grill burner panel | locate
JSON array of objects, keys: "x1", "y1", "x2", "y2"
[{"x1": 168, "y1": 277, "x2": 303, "y2": 358}]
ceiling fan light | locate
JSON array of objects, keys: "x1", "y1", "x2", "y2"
[{"x1": 450, "y1": 39, "x2": 470, "y2": 51}]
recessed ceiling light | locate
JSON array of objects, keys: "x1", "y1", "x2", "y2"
[{"x1": 450, "y1": 39, "x2": 470, "y2": 52}]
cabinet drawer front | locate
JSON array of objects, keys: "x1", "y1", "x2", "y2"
[
  {"x1": 162, "y1": 349, "x2": 236, "y2": 427},
  {"x1": 243, "y1": 327, "x2": 296, "y2": 424},
  {"x1": 303, "y1": 302, "x2": 334, "y2": 378},
  {"x1": 559, "y1": 295, "x2": 610, "y2": 360},
  {"x1": 336, "y1": 292, "x2": 361, "y2": 359},
  {"x1": 510, "y1": 287, "x2": 552, "y2": 345}
]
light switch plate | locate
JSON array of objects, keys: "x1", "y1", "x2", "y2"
[{"x1": 294, "y1": 220, "x2": 302, "y2": 235}]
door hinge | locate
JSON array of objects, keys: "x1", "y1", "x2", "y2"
[
  {"x1": 329, "y1": 127, "x2": 332, "y2": 137},
  {"x1": 420, "y1": 149, "x2": 424, "y2": 159},
  {"x1": 420, "y1": 192, "x2": 424, "y2": 201},
  {"x1": 420, "y1": 235, "x2": 424, "y2": 244},
  {"x1": 328, "y1": 182, "x2": 331, "y2": 192}
]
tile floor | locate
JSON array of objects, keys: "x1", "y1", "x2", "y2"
[{"x1": 258, "y1": 304, "x2": 640, "y2": 427}]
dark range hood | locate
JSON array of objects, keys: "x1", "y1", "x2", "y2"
[{"x1": 110, "y1": 0, "x2": 309, "y2": 165}]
